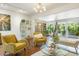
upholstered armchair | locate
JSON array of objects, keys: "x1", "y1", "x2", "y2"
[
  {"x1": 0, "y1": 33, "x2": 2, "y2": 45},
  {"x1": 33, "y1": 32, "x2": 47, "y2": 46},
  {"x1": 2, "y1": 34, "x2": 27, "y2": 55}
]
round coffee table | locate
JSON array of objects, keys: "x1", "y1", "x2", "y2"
[{"x1": 41, "y1": 44, "x2": 72, "y2": 56}]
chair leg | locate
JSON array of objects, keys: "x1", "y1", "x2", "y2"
[
  {"x1": 34, "y1": 42, "x2": 37, "y2": 47},
  {"x1": 75, "y1": 47, "x2": 78, "y2": 55},
  {"x1": 4, "y1": 51, "x2": 6, "y2": 56},
  {"x1": 23, "y1": 48, "x2": 26, "y2": 55},
  {"x1": 4, "y1": 52, "x2": 15, "y2": 56}
]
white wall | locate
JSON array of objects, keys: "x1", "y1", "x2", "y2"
[
  {"x1": 0, "y1": 9, "x2": 30, "y2": 40},
  {"x1": 31, "y1": 19, "x2": 36, "y2": 35},
  {"x1": 57, "y1": 8, "x2": 79, "y2": 20},
  {"x1": 42, "y1": 8, "x2": 79, "y2": 22}
]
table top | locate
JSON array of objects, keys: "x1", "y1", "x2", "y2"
[
  {"x1": 38, "y1": 36, "x2": 77, "y2": 56},
  {"x1": 40, "y1": 44, "x2": 77, "y2": 56}
]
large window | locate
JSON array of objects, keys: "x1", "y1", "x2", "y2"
[
  {"x1": 42, "y1": 24, "x2": 54, "y2": 35},
  {"x1": 46, "y1": 21, "x2": 79, "y2": 37},
  {"x1": 68, "y1": 23, "x2": 79, "y2": 36},
  {"x1": 58, "y1": 24, "x2": 66, "y2": 35},
  {"x1": 47, "y1": 24, "x2": 54, "y2": 33}
]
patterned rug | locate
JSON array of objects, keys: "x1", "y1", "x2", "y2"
[
  {"x1": 0, "y1": 46, "x2": 4, "y2": 56},
  {"x1": 0, "y1": 45, "x2": 40, "y2": 56},
  {"x1": 0, "y1": 45, "x2": 78, "y2": 56},
  {"x1": 31, "y1": 48, "x2": 77, "y2": 56}
]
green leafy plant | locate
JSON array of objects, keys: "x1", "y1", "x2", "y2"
[
  {"x1": 53, "y1": 34, "x2": 59, "y2": 43},
  {"x1": 58, "y1": 24, "x2": 66, "y2": 35},
  {"x1": 68, "y1": 23, "x2": 79, "y2": 35},
  {"x1": 74, "y1": 24, "x2": 79, "y2": 36},
  {"x1": 42, "y1": 24, "x2": 54, "y2": 36},
  {"x1": 47, "y1": 24, "x2": 54, "y2": 34},
  {"x1": 53, "y1": 22, "x2": 59, "y2": 43},
  {"x1": 42, "y1": 30, "x2": 49, "y2": 36}
]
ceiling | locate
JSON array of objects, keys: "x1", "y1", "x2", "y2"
[
  {"x1": 0, "y1": 3, "x2": 79, "y2": 17},
  {"x1": 8, "y1": 3, "x2": 67, "y2": 15}
]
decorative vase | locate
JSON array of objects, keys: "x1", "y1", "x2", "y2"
[{"x1": 48, "y1": 43, "x2": 57, "y2": 55}]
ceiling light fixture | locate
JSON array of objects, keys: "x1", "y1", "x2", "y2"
[{"x1": 34, "y1": 3, "x2": 46, "y2": 13}]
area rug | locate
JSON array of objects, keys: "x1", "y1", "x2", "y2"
[
  {"x1": 31, "y1": 48, "x2": 77, "y2": 56},
  {"x1": 0, "y1": 45, "x2": 40, "y2": 56}
]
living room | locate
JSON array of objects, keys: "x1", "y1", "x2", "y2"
[{"x1": 0, "y1": 3, "x2": 79, "y2": 56}]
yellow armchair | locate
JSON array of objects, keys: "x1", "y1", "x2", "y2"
[
  {"x1": 2, "y1": 34, "x2": 26, "y2": 55},
  {"x1": 33, "y1": 32, "x2": 47, "y2": 46}
]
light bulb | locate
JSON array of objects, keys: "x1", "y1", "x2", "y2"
[
  {"x1": 34, "y1": 8, "x2": 38, "y2": 12},
  {"x1": 34, "y1": 3, "x2": 46, "y2": 13},
  {"x1": 43, "y1": 6, "x2": 46, "y2": 11},
  {"x1": 39, "y1": 10, "x2": 43, "y2": 13},
  {"x1": 37, "y1": 4, "x2": 40, "y2": 9}
]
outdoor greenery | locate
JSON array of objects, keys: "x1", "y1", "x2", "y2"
[
  {"x1": 68, "y1": 23, "x2": 79, "y2": 36},
  {"x1": 42, "y1": 29, "x2": 49, "y2": 36},
  {"x1": 43, "y1": 22, "x2": 79, "y2": 37},
  {"x1": 42, "y1": 24, "x2": 54, "y2": 36},
  {"x1": 58, "y1": 24, "x2": 66, "y2": 35},
  {"x1": 47, "y1": 24, "x2": 54, "y2": 33}
]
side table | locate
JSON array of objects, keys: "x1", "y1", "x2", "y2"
[{"x1": 25, "y1": 36, "x2": 34, "y2": 49}]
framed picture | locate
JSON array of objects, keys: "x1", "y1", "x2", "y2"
[
  {"x1": 0, "y1": 14, "x2": 11, "y2": 31},
  {"x1": 26, "y1": 20, "x2": 29, "y2": 24}
]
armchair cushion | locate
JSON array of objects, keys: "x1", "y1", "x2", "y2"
[
  {"x1": 35, "y1": 38, "x2": 46, "y2": 43},
  {"x1": 18, "y1": 39, "x2": 29, "y2": 48},
  {"x1": 14, "y1": 43, "x2": 26, "y2": 51},
  {"x1": 34, "y1": 33, "x2": 43, "y2": 39},
  {"x1": 33, "y1": 32, "x2": 47, "y2": 46},
  {"x1": 3, "y1": 35, "x2": 17, "y2": 43}
]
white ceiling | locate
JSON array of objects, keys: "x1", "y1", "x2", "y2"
[
  {"x1": 10, "y1": 3, "x2": 64, "y2": 15},
  {"x1": 8, "y1": 3, "x2": 67, "y2": 15},
  {"x1": 0, "y1": 3, "x2": 79, "y2": 17}
]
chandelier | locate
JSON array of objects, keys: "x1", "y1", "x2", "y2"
[{"x1": 34, "y1": 3, "x2": 46, "y2": 13}]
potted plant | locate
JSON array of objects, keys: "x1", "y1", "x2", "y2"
[
  {"x1": 42, "y1": 29, "x2": 49, "y2": 36},
  {"x1": 53, "y1": 34, "x2": 59, "y2": 43},
  {"x1": 53, "y1": 22, "x2": 59, "y2": 43}
]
